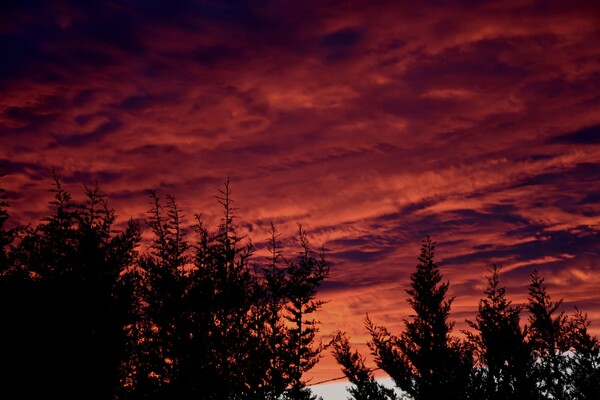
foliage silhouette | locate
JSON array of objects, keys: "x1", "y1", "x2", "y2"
[
  {"x1": 525, "y1": 270, "x2": 600, "y2": 399},
  {"x1": 464, "y1": 265, "x2": 536, "y2": 400},
  {"x1": 2, "y1": 174, "x2": 141, "y2": 400},
  {"x1": 283, "y1": 224, "x2": 330, "y2": 400},
  {"x1": 526, "y1": 269, "x2": 570, "y2": 399},
  {"x1": 338, "y1": 258, "x2": 600, "y2": 400},
  {"x1": 119, "y1": 190, "x2": 190, "y2": 399},
  {"x1": 0, "y1": 171, "x2": 19, "y2": 270},
  {"x1": 361, "y1": 235, "x2": 472, "y2": 400},
  {"x1": 118, "y1": 179, "x2": 328, "y2": 400},
  {"x1": 565, "y1": 308, "x2": 600, "y2": 399},
  {"x1": 332, "y1": 331, "x2": 398, "y2": 400},
  {"x1": 1, "y1": 173, "x2": 600, "y2": 400}
]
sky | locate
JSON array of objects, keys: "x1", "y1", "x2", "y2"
[{"x1": 1, "y1": 0, "x2": 600, "y2": 396}]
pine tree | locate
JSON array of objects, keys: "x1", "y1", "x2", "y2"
[
  {"x1": 526, "y1": 270, "x2": 569, "y2": 400},
  {"x1": 283, "y1": 224, "x2": 330, "y2": 400},
  {"x1": 3, "y1": 175, "x2": 334, "y2": 399},
  {"x1": 0, "y1": 171, "x2": 18, "y2": 270},
  {"x1": 565, "y1": 308, "x2": 600, "y2": 399},
  {"x1": 367, "y1": 235, "x2": 472, "y2": 400},
  {"x1": 5, "y1": 176, "x2": 140, "y2": 400},
  {"x1": 465, "y1": 265, "x2": 536, "y2": 400},
  {"x1": 119, "y1": 179, "x2": 332, "y2": 400},
  {"x1": 188, "y1": 179, "x2": 258, "y2": 399},
  {"x1": 121, "y1": 191, "x2": 190, "y2": 399},
  {"x1": 0, "y1": 171, "x2": 29, "y2": 398},
  {"x1": 259, "y1": 223, "x2": 294, "y2": 399},
  {"x1": 332, "y1": 331, "x2": 398, "y2": 400}
]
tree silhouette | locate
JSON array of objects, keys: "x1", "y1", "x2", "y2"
[
  {"x1": 282, "y1": 224, "x2": 330, "y2": 400},
  {"x1": 526, "y1": 269, "x2": 570, "y2": 400},
  {"x1": 565, "y1": 308, "x2": 600, "y2": 399},
  {"x1": 260, "y1": 223, "x2": 295, "y2": 399},
  {"x1": 119, "y1": 180, "x2": 329, "y2": 400},
  {"x1": 465, "y1": 265, "x2": 536, "y2": 400},
  {"x1": 2, "y1": 176, "x2": 140, "y2": 400},
  {"x1": 186, "y1": 179, "x2": 259, "y2": 399},
  {"x1": 332, "y1": 331, "x2": 398, "y2": 400},
  {"x1": 0, "y1": 171, "x2": 28, "y2": 398},
  {"x1": 4, "y1": 174, "x2": 600, "y2": 400},
  {"x1": 366, "y1": 235, "x2": 472, "y2": 400},
  {"x1": 121, "y1": 181, "x2": 261, "y2": 399},
  {"x1": 119, "y1": 191, "x2": 190, "y2": 399},
  {"x1": 0, "y1": 171, "x2": 18, "y2": 270}
]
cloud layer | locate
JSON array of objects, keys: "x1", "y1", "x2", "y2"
[{"x1": 2, "y1": 0, "x2": 600, "y2": 381}]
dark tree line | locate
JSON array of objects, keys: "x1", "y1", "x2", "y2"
[
  {"x1": 0, "y1": 176, "x2": 329, "y2": 400},
  {"x1": 1, "y1": 175, "x2": 598, "y2": 400},
  {"x1": 334, "y1": 237, "x2": 600, "y2": 400}
]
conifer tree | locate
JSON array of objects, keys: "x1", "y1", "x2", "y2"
[
  {"x1": 526, "y1": 270, "x2": 569, "y2": 400},
  {"x1": 259, "y1": 223, "x2": 295, "y2": 399},
  {"x1": 332, "y1": 331, "x2": 398, "y2": 400},
  {"x1": 565, "y1": 308, "x2": 600, "y2": 399},
  {"x1": 5, "y1": 176, "x2": 140, "y2": 400},
  {"x1": 0, "y1": 171, "x2": 28, "y2": 397},
  {"x1": 283, "y1": 224, "x2": 330, "y2": 400},
  {"x1": 187, "y1": 179, "x2": 258, "y2": 399},
  {"x1": 2, "y1": 175, "x2": 333, "y2": 400},
  {"x1": 121, "y1": 191, "x2": 190, "y2": 399},
  {"x1": 367, "y1": 235, "x2": 472, "y2": 400},
  {"x1": 0, "y1": 171, "x2": 18, "y2": 270},
  {"x1": 465, "y1": 265, "x2": 536, "y2": 400},
  {"x1": 119, "y1": 179, "x2": 332, "y2": 400}
]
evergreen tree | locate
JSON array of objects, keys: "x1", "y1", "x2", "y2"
[
  {"x1": 119, "y1": 180, "x2": 331, "y2": 400},
  {"x1": 283, "y1": 224, "x2": 330, "y2": 400},
  {"x1": 526, "y1": 270, "x2": 569, "y2": 400},
  {"x1": 259, "y1": 223, "x2": 295, "y2": 399},
  {"x1": 0, "y1": 171, "x2": 28, "y2": 398},
  {"x1": 367, "y1": 235, "x2": 472, "y2": 400},
  {"x1": 4, "y1": 176, "x2": 140, "y2": 400},
  {"x1": 0, "y1": 171, "x2": 18, "y2": 270},
  {"x1": 565, "y1": 308, "x2": 600, "y2": 399},
  {"x1": 332, "y1": 331, "x2": 398, "y2": 400},
  {"x1": 185, "y1": 179, "x2": 258, "y2": 399},
  {"x1": 465, "y1": 265, "x2": 536, "y2": 400},
  {"x1": 120, "y1": 191, "x2": 190, "y2": 399}
]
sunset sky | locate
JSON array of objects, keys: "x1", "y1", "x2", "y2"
[{"x1": 1, "y1": 0, "x2": 600, "y2": 395}]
